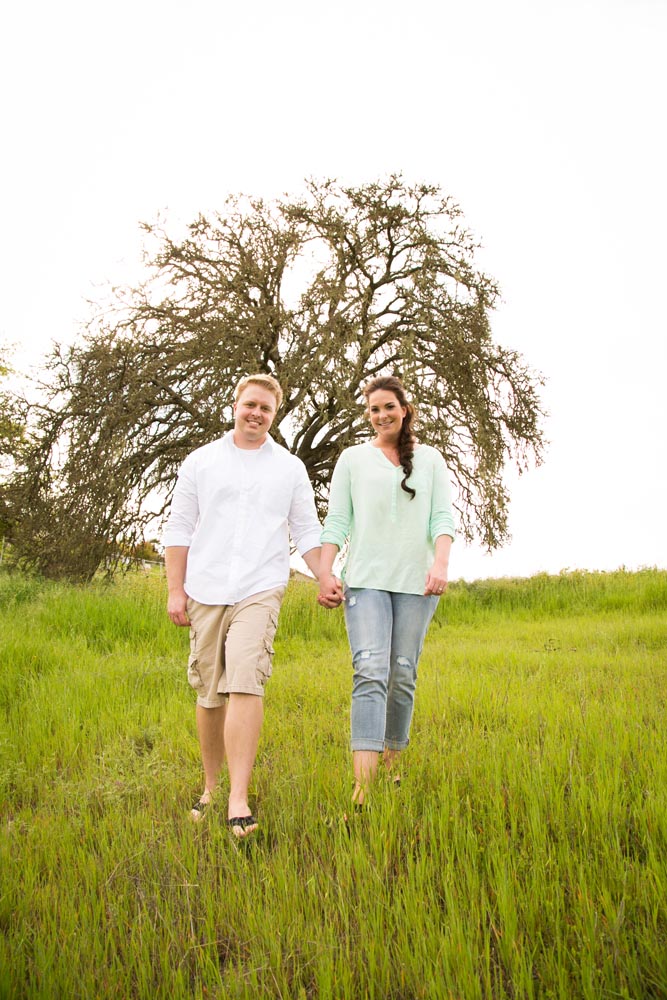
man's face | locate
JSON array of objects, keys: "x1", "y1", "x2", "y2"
[{"x1": 233, "y1": 385, "x2": 278, "y2": 448}]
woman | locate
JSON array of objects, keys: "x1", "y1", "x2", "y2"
[{"x1": 318, "y1": 375, "x2": 455, "y2": 808}]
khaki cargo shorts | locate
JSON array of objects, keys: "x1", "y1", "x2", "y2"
[{"x1": 186, "y1": 586, "x2": 286, "y2": 707}]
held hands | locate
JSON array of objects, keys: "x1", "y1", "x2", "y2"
[
  {"x1": 318, "y1": 572, "x2": 344, "y2": 610},
  {"x1": 424, "y1": 562, "x2": 449, "y2": 597},
  {"x1": 167, "y1": 589, "x2": 191, "y2": 627}
]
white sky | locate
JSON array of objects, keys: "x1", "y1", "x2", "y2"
[{"x1": 1, "y1": 0, "x2": 665, "y2": 581}]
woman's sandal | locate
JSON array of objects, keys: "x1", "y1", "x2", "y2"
[{"x1": 228, "y1": 815, "x2": 258, "y2": 839}]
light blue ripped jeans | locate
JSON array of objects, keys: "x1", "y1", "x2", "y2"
[{"x1": 343, "y1": 588, "x2": 440, "y2": 752}]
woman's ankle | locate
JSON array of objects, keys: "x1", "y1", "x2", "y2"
[{"x1": 352, "y1": 782, "x2": 365, "y2": 806}]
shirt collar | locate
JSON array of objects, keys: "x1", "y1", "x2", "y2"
[{"x1": 223, "y1": 430, "x2": 275, "y2": 453}]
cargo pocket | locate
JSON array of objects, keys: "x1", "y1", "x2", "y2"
[
  {"x1": 187, "y1": 621, "x2": 204, "y2": 693},
  {"x1": 256, "y1": 609, "x2": 279, "y2": 688}
]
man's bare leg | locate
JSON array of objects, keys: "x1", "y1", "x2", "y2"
[
  {"x1": 191, "y1": 702, "x2": 227, "y2": 820},
  {"x1": 224, "y1": 693, "x2": 263, "y2": 836}
]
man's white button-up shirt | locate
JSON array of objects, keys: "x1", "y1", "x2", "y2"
[{"x1": 163, "y1": 432, "x2": 321, "y2": 605}]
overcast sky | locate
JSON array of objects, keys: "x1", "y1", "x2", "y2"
[{"x1": 1, "y1": 0, "x2": 665, "y2": 581}]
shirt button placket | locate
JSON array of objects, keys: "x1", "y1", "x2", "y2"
[{"x1": 228, "y1": 458, "x2": 248, "y2": 602}]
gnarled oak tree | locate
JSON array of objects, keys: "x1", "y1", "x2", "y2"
[{"x1": 9, "y1": 176, "x2": 545, "y2": 581}]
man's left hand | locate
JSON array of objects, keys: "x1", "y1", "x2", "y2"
[{"x1": 318, "y1": 574, "x2": 344, "y2": 609}]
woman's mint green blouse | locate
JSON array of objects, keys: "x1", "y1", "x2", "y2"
[{"x1": 320, "y1": 442, "x2": 456, "y2": 595}]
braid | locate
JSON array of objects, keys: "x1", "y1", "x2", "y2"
[
  {"x1": 362, "y1": 375, "x2": 417, "y2": 501},
  {"x1": 398, "y1": 406, "x2": 416, "y2": 500}
]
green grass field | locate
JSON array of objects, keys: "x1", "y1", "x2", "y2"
[{"x1": 1, "y1": 567, "x2": 666, "y2": 999}]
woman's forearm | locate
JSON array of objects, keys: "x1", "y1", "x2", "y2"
[
  {"x1": 433, "y1": 533, "x2": 452, "y2": 571},
  {"x1": 318, "y1": 542, "x2": 339, "y2": 580}
]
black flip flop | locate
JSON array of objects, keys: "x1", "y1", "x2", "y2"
[{"x1": 228, "y1": 815, "x2": 258, "y2": 838}]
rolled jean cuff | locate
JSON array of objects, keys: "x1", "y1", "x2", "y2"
[
  {"x1": 383, "y1": 738, "x2": 409, "y2": 751},
  {"x1": 350, "y1": 738, "x2": 386, "y2": 752}
]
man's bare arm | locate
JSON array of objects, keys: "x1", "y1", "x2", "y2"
[{"x1": 165, "y1": 546, "x2": 190, "y2": 626}]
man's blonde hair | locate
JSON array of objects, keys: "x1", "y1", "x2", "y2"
[{"x1": 235, "y1": 373, "x2": 283, "y2": 410}]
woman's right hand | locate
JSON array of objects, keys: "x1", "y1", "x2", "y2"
[{"x1": 318, "y1": 573, "x2": 344, "y2": 609}]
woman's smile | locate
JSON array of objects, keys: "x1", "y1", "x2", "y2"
[{"x1": 368, "y1": 388, "x2": 408, "y2": 443}]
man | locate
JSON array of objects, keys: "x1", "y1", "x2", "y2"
[{"x1": 164, "y1": 373, "x2": 332, "y2": 837}]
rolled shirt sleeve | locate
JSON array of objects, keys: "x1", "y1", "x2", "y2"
[
  {"x1": 320, "y1": 451, "x2": 353, "y2": 549},
  {"x1": 162, "y1": 453, "x2": 200, "y2": 547},
  {"x1": 288, "y1": 463, "x2": 324, "y2": 555},
  {"x1": 429, "y1": 452, "x2": 456, "y2": 542}
]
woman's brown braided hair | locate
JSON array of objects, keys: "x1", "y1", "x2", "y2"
[{"x1": 363, "y1": 375, "x2": 417, "y2": 500}]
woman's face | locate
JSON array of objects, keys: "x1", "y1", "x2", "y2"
[{"x1": 367, "y1": 389, "x2": 407, "y2": 443}]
